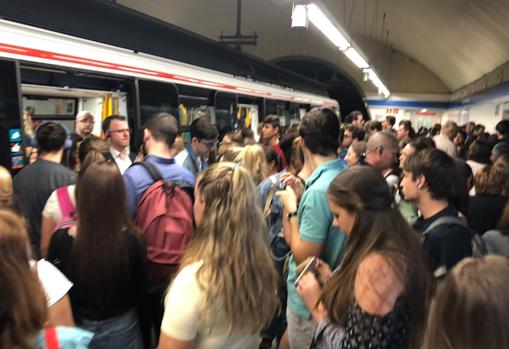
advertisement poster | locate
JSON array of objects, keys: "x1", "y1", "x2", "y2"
[{"x1": 9, "y1": 128, "x2": 24, "y2": 170}]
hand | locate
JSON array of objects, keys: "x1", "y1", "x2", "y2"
[
  {"x1": 316, "y1": 259, "x2": 333, "y2": 285},
  {"x1": 296, "y1": 272, "x2": 322, "y2": 312},
  {"x1": 280, "y1": 172, "x2": 305, "y2": 200},
  {"x1": 275, "y1": 186, "x2": 298, "y2": 213}
]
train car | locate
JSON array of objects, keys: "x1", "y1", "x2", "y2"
[{"x1": 0, "y1": 17, "x2": 337, "y2": 171}]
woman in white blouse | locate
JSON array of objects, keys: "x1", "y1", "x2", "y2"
[{"x1": 158, "y1": 163, "x2": 278, "y2": 349}]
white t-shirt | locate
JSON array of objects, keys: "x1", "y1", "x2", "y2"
[
  {"x1": 31, "y1": 259, "x2": 73, "y2": 307},
  {"x1": 161, "y1": 262, "x2": 259, "y2": 349},
  {"x1": 42, "y1": 185, "x2": 76, "y2": 223}
]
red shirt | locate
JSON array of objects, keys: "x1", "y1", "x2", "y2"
[{"x1": 273, "y1": 143, "x2": 286, "y2": 172}]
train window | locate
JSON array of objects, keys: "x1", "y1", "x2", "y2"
[
  {"x1": 138, "y1": 80, "x2": 178, "y2": 125},
  {"x1": 0, "y1": 59, "x2": 24, "y2": 171},
  {"x1": 215, "y1": 92, "x2": 237, "y2": 131}
]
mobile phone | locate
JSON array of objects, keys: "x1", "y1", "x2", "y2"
[{"x1": 294, "y1": 256, "x2": 319, "y2": 286}]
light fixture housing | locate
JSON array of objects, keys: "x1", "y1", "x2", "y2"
[
  {"x1": 344, "y1": 47, "x2": 369, "y2": 69},
  {"x1": 306, "y1": 4, "x2": 350, "y2": 50},
  {"x1": 291, "y1": 4, "x2": 308, "y2": 28}
]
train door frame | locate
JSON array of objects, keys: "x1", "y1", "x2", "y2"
[{"x1": 0, "y1": 58, "x2": 25, "y2": 172}]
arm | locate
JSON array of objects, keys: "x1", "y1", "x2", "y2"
[
  {"x1": 47, "y1": 295, "x2": 75, "y2": 327},
  {"x1": 40, "y1": 216, "x2": 56, "y2": 259},
  {"x1": 277, "y1": 188, "x2": 328, "y2": 264},
  {"x1": 123, "y1": 172, "x2": 138, "y2": 217},
  {"x1": 158, "y1": 333, "x2": 192, "y2": 349}
]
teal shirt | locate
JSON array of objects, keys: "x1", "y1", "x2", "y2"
[{"x1": 287, "y1": 159, "x2": 348, "y2": 319}]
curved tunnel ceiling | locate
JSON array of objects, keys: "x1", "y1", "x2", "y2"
[{"x1": 118, "y1": 0, "x2": 509, "y2": 93}]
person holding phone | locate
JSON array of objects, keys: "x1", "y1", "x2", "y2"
[{"x1": 296, "y1": 166, "x2": 433, "y2": 348}]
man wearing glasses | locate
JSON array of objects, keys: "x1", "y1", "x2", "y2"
[
  {"x1": 175, "y1": 117, "x2": 218, "y2": 178},
  {"x1": 103, "y1": 115, "x2": 134, "y2": 174}
]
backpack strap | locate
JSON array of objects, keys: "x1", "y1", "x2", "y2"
[
  {"x1": 139, "y1": 161, "x2": 164, "y2": 183},
  {"x1": 263, "y1": 176, "x2": 278, "y2": 219},
  {"x1": 139, "y1": 161, "x2": 177, "y2": 196},
  {"x1": 44, "y1": 327, "x2": 60, "y2": 349},
  {"x1": 56, "y1": 187, "x2": 74, "y2": 218},
  {"x1": 422, "y1": 215, "x2": 466, "y2": 238}
]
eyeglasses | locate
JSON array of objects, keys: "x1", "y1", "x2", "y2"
[
  {"x1": 200, "y1": 140, "x2": 216, "y2": 149},
  {"x1": 109, "y1": 128, "x2": 131, "y2": 134},
  {"x1": 79, "y1": 119, "x2": 95, "y2": 124}
]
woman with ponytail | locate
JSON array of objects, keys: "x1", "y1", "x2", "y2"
[{"x1": 158, "y1": 162, "x2": 278, "y2": 349}]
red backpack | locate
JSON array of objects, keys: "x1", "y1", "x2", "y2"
[{"x1": 134, "y1": 161, "x2": 194, "y2": 281}]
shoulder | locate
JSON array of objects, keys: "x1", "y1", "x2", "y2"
[
  {"x1": 175, "y1": 148, "x2": 189, "y2": 164},
  {"x1": 354, "y1": 253, "x2": 405, "y2": 316}
]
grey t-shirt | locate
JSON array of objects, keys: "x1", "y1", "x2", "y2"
[
  {"x1": 13, "y1": 159, "x2": 76, "y2": 257},
  {"x1": 483, "y1": 230, "x2": 509, "y2": 257}
]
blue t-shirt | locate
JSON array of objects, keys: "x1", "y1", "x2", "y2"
[
  {"x1": 287, "y1": 159, "x2": 348, "y2": 319},
  {"x1": 124, "y1": 155, "x2": 195, "y2": 216}
]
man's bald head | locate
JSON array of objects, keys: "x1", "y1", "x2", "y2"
[{"x1": 365, "y1": 131, "x2": 399, "y2": 171}]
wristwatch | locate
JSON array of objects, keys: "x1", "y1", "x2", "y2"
[{"x1": 287, "y1": 211, "x2": 298, "y2": 220}]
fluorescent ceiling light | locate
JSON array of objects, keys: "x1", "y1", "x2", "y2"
[
  {"x1": 344, "y1": 47, "x2": 369, "y2": 69},
  {"x1": 291, "y1": 4, "x2": 308, "y2": 28},
  {"x1": 307, "y1": 4, "x2": 350, "y2": 50},
  {"x1": 364, "y1": 68, "x2": 390, "y2": 98}
]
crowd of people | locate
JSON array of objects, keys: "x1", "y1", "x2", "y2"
[{"x1": 1, "y1": 107, "x2": 509, "y2": 349}]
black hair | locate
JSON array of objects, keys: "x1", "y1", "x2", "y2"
[
  {"x1": 496, "y1": 120, "x2": 509, "y2": 139},
  {"x1": 386, "y1": 115, "x2": 396, "y2": 126},
  {"x1": 299, "y1": 108, "x2": 339, "y2": 156},
  {"x1": 102, "y1": 115, "x2": 127, "y2": 134},
  {"x1": 409, "y1": 137, "x2": 436, "y2": 152},
  {"x1": 35, "y1": 121, "x2": 67, "y2": 153},
  {"x1": 467, "y1": 139, "x2": 492, "y2": 164},
  {"x1": 263, "y1": 146, "x2": 280, "y2": 168},
  {"x1": 399, "y1": 120, "x2": 416, "y2": 139},
  {"x1": 370, "y1": 121, "x2": 383, "y2": 132},
  {"x1": 280, "y1": 129, "x2": 299, "y2": 168},
  {"x1": 144, "y1": 112, "x2": 179, "y2": 149},
  {"x1": 345, "y1": 125, "x2": 366, "y2": 142},
  {"x1": 403, "y1": 148, "x2": 457, "y2": 202},
  {"x1": 263, "y1": 115, "x2": 281, "y2": 131},
  {"x1": 190, "y1": 117, "x2": 218, "y2": 141}
]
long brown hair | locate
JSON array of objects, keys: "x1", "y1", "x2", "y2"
[
  {"x1": 0, "y1": 209, "x2": 47, "y2": 349},
  {"x1": 423, "y1": 256, "x2": 509, "y2": 349},
  {"x1": 73, "y1": 161, "x2": 140, "y2": 311},
  {"x1": 320, "y1": 166, "x2": 432, "y2": 348},
  {"x1": 180, "y1": 162, "x2": 278, "y2": 334}
]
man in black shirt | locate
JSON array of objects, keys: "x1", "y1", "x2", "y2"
[
  {"x1": 14, "y1": 122, "x2": 76, "y2": 258},
  {"x1": 401, "y1": 148, "x2": 472, "y2": 276}
]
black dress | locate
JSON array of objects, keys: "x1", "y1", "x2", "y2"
[{"x1": 311, "y1": 298, "x2": 411, "y2": 349}]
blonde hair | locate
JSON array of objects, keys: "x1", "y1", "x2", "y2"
[
  {"x1": 0, "y1": 210, "x2": 47, "y2": 348},
  {"x1": 235, "y1": 144, "x2": 268, "y2": 185},
  {"x1": 424, "y1": 256, "x2": 509, "y2": 349},
  {"x1": 180, "y1": 162, "x2": 278, "y2": 334}
]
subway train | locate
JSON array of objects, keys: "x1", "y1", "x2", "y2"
[{"x1": 0, "y1": 18, "x2": 338, "y2": 171}]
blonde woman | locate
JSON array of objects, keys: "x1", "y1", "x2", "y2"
[
  {"x1": 159, "y1": 162, "x2": 278, "y2": 349},
  {"x1": 236, "y1": 144, "x2": 268, "y2": 185},
  {"x1": 424, "y1": 256, "x2": 509, "y2": 349}
]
